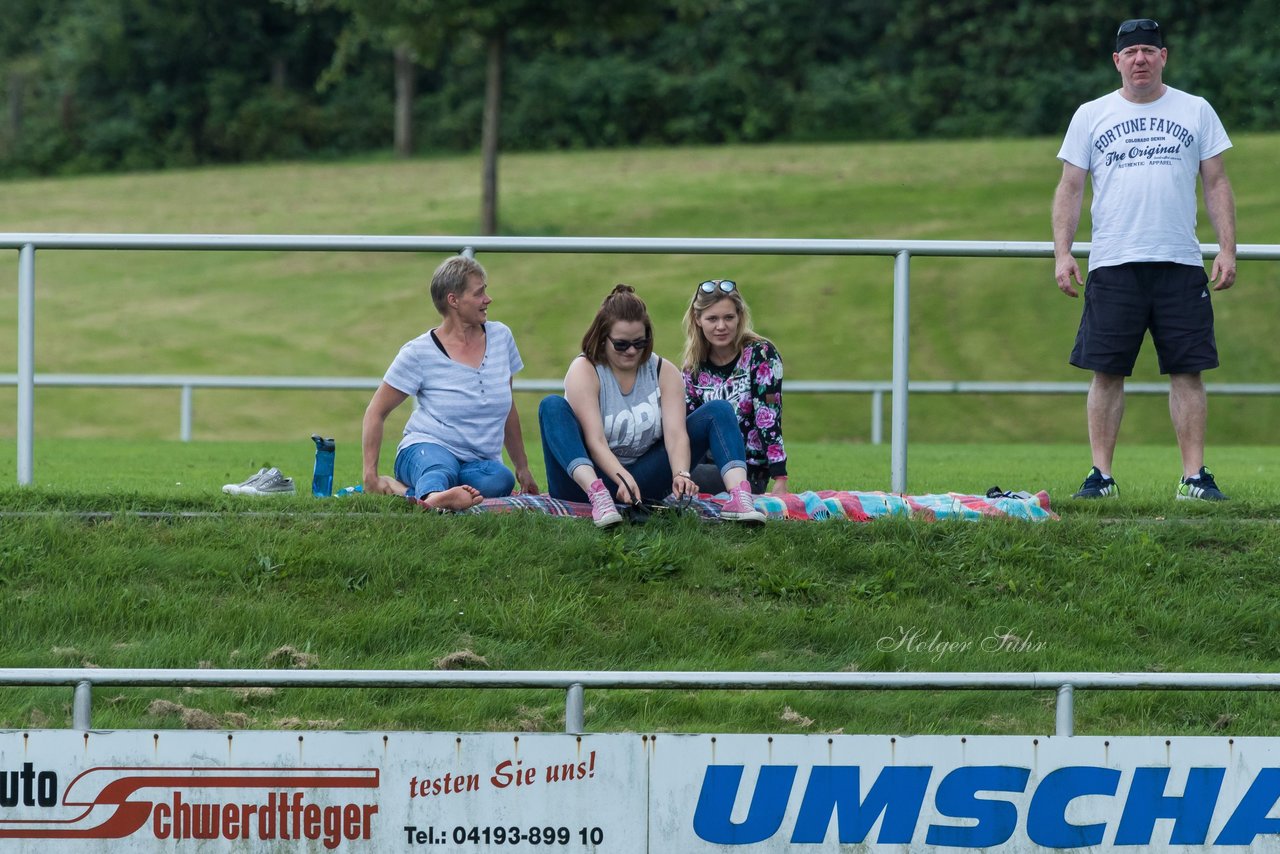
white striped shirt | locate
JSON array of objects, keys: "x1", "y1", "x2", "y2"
[{"x1": 384, "y1": 321, "x2": 522, "y2": 461}]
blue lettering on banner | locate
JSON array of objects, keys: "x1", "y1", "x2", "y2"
[
  {"x1": 1215, "y1": 768, "x2": 1280, "y2": 845},
  {"x1": 691, "y1": 762, "x2": 1280, "y2": 848},
  {"x1": 693, "y1": 766, "x2": 795, "y2": 844},
  {"x1": 926, "y1": 765, "x2": 1030, "y2": 848},
  {"x1": 1026, "y1": 766, "x2": 1120, "y2": 848},
  {"x1": 1114, "y1": 766, "x2": 1223, "y2": 844},
  {"x1": 791, "y1": 766, "x2": 929, "y2": 843}
]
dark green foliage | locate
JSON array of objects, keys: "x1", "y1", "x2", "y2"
[{"x1": 2, "y1": 0, "x2": 1279, "y2": 175}]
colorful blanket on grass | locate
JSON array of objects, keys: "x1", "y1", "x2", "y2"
[{"x1": 470, "y1": 490, "x2": 1056, "y2": 522}]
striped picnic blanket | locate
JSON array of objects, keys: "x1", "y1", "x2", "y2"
[{"x1": 470, "y1": 489, "x2": 1056, "y2": 522}]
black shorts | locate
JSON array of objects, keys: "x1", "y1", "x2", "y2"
[{"x1": 1070, "y1": 262, "x2": 1218, "y2": 376}]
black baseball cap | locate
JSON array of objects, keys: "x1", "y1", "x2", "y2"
[{"x1": 1116, "y1": 19, "x2": 1163, "y2": 52}]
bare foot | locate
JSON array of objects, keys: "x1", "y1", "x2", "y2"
[{"x1": 419, "y1": 485, "x2": 483, "y2": 511}]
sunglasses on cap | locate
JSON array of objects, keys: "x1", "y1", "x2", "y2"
[
  {"x1": 1117, "y1": 18, "x2": 1159, "y2": 36},
  {"x1": 698, "y1": 279, "x2": 737, "y2": 295},
  {"x1": 609, "y1": 337, "x2": 649, "y2": 353}
]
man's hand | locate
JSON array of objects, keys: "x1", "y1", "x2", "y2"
[
  {"x1": 1055, "y1": 255, "x2": 1083, "y2": 298},
  {"x1": 1210, "y1": 249, "x2": 1237, "y2": 291}
]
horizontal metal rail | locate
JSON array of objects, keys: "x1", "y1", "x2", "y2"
[
  {"x1": 5, "y1": 373, "x2": 1280, "y2": 445},
  {"x1": 5, "y1": 668, "x2": 1280, "y2": 737},
  {"x1": 3, "y1": 233, "x2": 1279, "y2": 260}
]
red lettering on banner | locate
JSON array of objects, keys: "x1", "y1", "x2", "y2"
[
  {"x1": 490, "y1": 759, "x2": 537, "y2": 789},
  {"x1": 146, "y1": 791, "x2": 375, "y2": 849},
  {"x1": 545, "y1": 751, "x2": 597, "y2": 784},
  {"x1": 412, "y1": 752, "x2": 601, "y2": 796},
  {"x1": 408, "y1": 772, "x2": 481, "y2": 797}
]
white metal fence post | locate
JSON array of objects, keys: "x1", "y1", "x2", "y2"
[
  {"x1": 891, "y1": 250, "x2": 910, "y2": 493},
  {"x1": 73, "y1": 680, "x2": 92, "y2": 730},
  {"x1": 17, "y1": 244, "x2": 35, "y2": 486},
  {"x1": 565, "y1": 683, "x2": 585, "y2": 734},
  {"x1": 871, "y1": 389, "x2": 884, "y2": 445},
  {"x1": 180, "y1": 385, "x2": 193, "y2": 442},
  {"x1": 1055, "y1": 683, "x2": 1074, "y2": 736}
]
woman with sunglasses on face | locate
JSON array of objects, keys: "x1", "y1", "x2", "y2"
[
  {"x1": 538, "y1": 284, "x2": 767, "y2": 528},
  {"x1": 682, "y1": 279, "x2": 787, "y2": 496}
]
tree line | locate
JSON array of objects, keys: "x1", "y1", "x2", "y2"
[{"x1": 3, "y1": 0, "x2": 1275, "y2": 182}]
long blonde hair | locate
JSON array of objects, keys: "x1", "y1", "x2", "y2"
[{"x1": 681, "y1": 286, "x2": 765, "y2": 372}]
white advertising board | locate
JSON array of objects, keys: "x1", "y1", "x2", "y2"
[{"x1": 4, "y1": 730, "x2": 1280, "y2": 851}]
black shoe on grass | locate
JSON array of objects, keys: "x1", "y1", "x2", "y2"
[
  {"x1": 1177, "y1": 466, "x2": 1229, "y2": 501},
  {"x1": 1073, "y1": 466, "x2": 1118, "y2": 499}
]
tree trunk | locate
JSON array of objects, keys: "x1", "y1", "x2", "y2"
[
  {"x1": 7, "y1": 71, "x2": 23, "y2": 149},
  {"x1": 480, "y1": 31, "x2": 504, "y2": 235},
  {"x1": 394, "y1": 44, "x2": 415, "y2": 158},
  {"x1": 270, "y1": 56, "x2": 287, "y2": 91},
  {"x1": 59, "y1": 91, "x2": 75, "y2": 135}
]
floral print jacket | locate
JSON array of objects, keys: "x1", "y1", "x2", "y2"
[{"x1": 683, "y1": 339, "x2": 786, "y2": 480}]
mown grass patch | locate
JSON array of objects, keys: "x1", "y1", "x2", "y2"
[
  {"x1": 2, "y1": 136, "x2": 1279, "y2": 445},
  {"x1": 1, "y1": 440, "x2": 1277, "y2": 736}
]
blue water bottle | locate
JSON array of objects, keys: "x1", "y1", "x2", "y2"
[{"x1": 311, "y1": 434, "x2": 335, "y2": 497}]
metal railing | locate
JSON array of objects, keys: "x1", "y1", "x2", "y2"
[
  {"x1": 7, "y1": 233, "x2": 1280, "y2": 490},
  {"x1": 7, "y1": 373, "x2": 1280, "y2": 445},
  {"x1": 4, "y1": 667, "x2": 1280, "y2": 736}
]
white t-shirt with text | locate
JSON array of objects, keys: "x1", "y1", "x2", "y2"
[{"x1": 1057, "y1": 85, "x2": 1231, "y2": 269}]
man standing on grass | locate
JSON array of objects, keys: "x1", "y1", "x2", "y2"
[{"x1": 1053, "y1": 18, "x2": 1237, "y2": 501}]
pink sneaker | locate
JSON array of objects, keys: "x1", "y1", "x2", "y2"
[
  {"x1": 720, "y1": 483, "x2": 766, "y2": 524},
  {"x1": 587, "y1": 479, "x2": 623, "y2": 528}
]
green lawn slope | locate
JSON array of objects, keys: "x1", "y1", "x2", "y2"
[
  {"x1": 2, "y1": 141, "x2": 1278, "y2": 736},
  {"x1": 2, "y1": 137, "x2": 1278, "y2": 451}
]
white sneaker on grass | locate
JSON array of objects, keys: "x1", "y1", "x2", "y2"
[
  {"x1": 232, "y1": 467, "x2": 295, "y2": 496},
  {"x1": 223, "y1": 467, "x2": 269, "y2": 495}
]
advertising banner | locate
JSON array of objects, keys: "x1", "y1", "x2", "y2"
[
  {"x1": 1, "y1": 730, "x2": 642, "y2": 853},
  {"x1": 4, "y1": 729, "x2": 1280, "y2": 851}
]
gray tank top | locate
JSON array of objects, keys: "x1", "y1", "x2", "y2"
[{"x1": 597, "y1": 354, "x2": 663, "y2": 465}]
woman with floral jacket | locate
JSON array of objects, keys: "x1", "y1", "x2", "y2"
[{"x1": 681, "y1": 279, "x2": 788, "y2": 495}]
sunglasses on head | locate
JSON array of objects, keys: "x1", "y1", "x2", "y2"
[
  {"x1": 698, "y1": 279, "x2": 737, "y2": 295},
  {"x1": 609, "y1": 337, "x2": 649, "y2": 353},
  {"x1": 1117, "y1": 18, "x2": 1159, "y2": 36}
]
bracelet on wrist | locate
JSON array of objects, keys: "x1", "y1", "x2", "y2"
[{"x1": 675, "y1": 471, "x2": 691, "y2": 479}]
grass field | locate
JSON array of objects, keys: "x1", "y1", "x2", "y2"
[
  {"x1": 2, "y1": 439, "x2": 1279, "y2": 735},
  {"x1": 2, "y1": 136, "x2": 1280, "y2": 451},
  {"x1": 2, "y1": 140, "x2": 1278, "y2": 737}
]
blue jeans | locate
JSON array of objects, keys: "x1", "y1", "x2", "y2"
[
  {"x1": 538, "y1": 395, "x2": 746, "y2": 502},
  {"x1": 394, "y1": 442, "x2": 515, "y2": 499}
]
